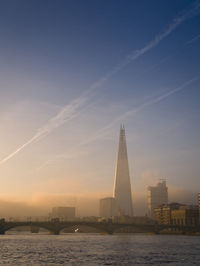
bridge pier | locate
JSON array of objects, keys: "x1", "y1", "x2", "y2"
[
  {"x1": 0, "y1": 230, "x2": 5, "y2": 235},
  {"x1": 106, "y1": 219, "x2": 114, "y2": 235},
  {"x1": 154, "y1": 223, "x2": 160, "y2": 234},
  {"x1": 107, "y1": 230, "x2": 113, "y2": 235},
  {"x1": 0, "y1": 221, "x2": 6, "y2": 234},
  {"x1": 53, "y1": 229, "x2": 60, "y2": 235},
  {"x1": 0, "y1": 225, "x2": 5, "y2": 235},
  {"x1": 30, "y1": 226, "x2": 39, "y2": 233}
]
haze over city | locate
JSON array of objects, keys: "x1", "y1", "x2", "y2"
[{"x1": 0, "y1": 0, "x2": 200, "y2": 218}]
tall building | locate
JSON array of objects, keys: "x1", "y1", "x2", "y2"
[
  {"x1": 198, "y1": 192, "x2": 200, "y2": 224},
  {"x1": 113, "y1": 125, "x2": 133, "y2": 216},
  {"x1": 147, "y1": 180, "x2": 168, "y2": 218},
  {"x1": 99, "y1": 197, "x2": 116, "y2": 218},
  {"x1": 50, "y1": 207, "x2": 75, "y2": 221}
]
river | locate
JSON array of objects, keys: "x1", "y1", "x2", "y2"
[{"x1": 0, "y1": 233, "x2": 200, "y2": 265}]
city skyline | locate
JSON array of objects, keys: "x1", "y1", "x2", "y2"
[
  {"x1": 0, "y1": 125, "x2": 198, "y2": 218},
  {"x1": 0, "y1": 0, "x2": 200, "y2": 216}
]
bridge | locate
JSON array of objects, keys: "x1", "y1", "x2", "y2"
[{"x1": 0, "y1": 219, "x2": 200, "y2": 235}]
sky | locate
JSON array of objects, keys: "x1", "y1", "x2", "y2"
[{"x1": 0, "y1": 0, "x2": 200, "y2": 216}]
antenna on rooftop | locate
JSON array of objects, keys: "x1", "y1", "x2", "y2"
[{"x1": 159, "y1": 178, "x2": 166, "y2": 184}]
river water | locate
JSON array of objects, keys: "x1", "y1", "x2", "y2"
[{"x1": 0, "y1": 233, "x2": 200, "y2": 265}]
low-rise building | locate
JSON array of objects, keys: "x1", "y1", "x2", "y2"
[
  {"x1": 99, "y1": 197, "x2": 116, "y2": 218},
  {"x1": 50, "y1": 206, "x2": 75, "y2": 221},
  {"x1": 154, "y1": 203, "x2": 182, "y2": 225},
  {"x1": 171, "y1": 205, "x2": 199, "y2": 226}
]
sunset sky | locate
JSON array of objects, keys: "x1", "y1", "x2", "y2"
[{"x1": 0, "y1": 0, "x2": 200, "y2": 215}]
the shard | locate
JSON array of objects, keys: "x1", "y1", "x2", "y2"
[{"x1": 113, "y1": 125, "x2": 133, "y2": 216}]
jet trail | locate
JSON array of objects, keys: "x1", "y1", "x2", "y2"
[
  {"x1": 1, "y1": 1, "x2": 200, "y2": 165},
  {"x1": 0, "y1": 96, "x2": 89, "y2": 165},
  {"x1": 80, "y1": 76, "x2": 200, "y2": 146},
  {"x1": 186, "y1": 34, "x2": 200, "y2": 44},
  {"x1": 37, "y1": 76, "x2": 199, "y2": 170}
]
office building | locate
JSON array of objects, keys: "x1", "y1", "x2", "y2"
[
  {"x1": 99, "y1": 197, "x2": 116, "y2": 218},
  {"x1": 198, "y1": 193, "x2": 200, "y2": 224},
  {"x1": 148, "y1": 180, "x2": 168, "y2": 218},
  {"x1": 113, "y1": 125, "x2": 133, "y2": 216}
]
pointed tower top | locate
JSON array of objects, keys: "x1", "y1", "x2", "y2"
[
  {"x1": 120, "y1": 124, "x2": 125, "y2": 137},
  {"x1": 120, "y1": 124, "x2": 125, "y2": 130}
]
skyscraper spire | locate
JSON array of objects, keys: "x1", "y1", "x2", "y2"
[{"x1": 113, "y1": 125, "x2": 133, "y2": 216}]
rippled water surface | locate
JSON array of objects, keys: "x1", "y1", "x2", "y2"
[{"x1": 0, "y1": 234, "x2": 200, "y2": 265}]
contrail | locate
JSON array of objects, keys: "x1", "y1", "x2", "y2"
[
  {"x1": 186, "y1": 33, "x2": 200, "y2": 44},
  {"x1": 126, "y1": 1, "x2": 200, "y2": 62},
  {"x1": 79, "y1": 76, "x2": 200, "y2": 146},
  {"x1": 1, "y1": 1, "x2": 200, "y2": 165},
  {"x1": 0, "y1": 96, "x2": 89, "y2": 165},
  {"x1": 37, "y1": 76, "x2": 199, "y2": 170}
]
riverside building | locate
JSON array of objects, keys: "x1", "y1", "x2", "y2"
[
  {"x1": 99, "y1": 197, "x2": 116, "y2": 218},
  {"x1": 154, "y1": 203, "x2": 183, "y2": 225},
  {"x1": 148, "y1": 180, "x2": 168, "y2": 218},
  {"x1": 50, "y1": 207, "x2": 75, "y2": 221},
  {"x1": 113, "y1": 125, "x2": 133, "y2": 216},
  {"x1": 171, "y1": 205, "x2": 199, "y2": 226},
  {"x1": 199, "y1": 193, "x2": 200, "y2": 224},
  {"x1": 99, "y1": 125, "x2": 133, "y2": 218}
]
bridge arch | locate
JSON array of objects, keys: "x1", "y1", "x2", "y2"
[
  {"x1": 59, "y1": 224, "x2": 110, "y2": 234},
  {"x1": 2, "y1": 223, "x2": 56, "y2": 235}
]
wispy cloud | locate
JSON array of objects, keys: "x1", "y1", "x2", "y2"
[
  {"x1": 37, "y1": 76, "x2": 199, "y2": 171},
  {"x1": 126, "y1": 1, "x2": 200, "y2": 61},
  {"x1": 1, "y1": 1, "x2": 199, "y2": 165},
  {"x1": 0, "y1": 95, "x2": 89, "y2": 165},
  {"x1": 88, "y1": 0, "x2": 200, "y2": 86},
  {"x1": 78, "y1": 76, "x2": 200, "y2": 146},
  {"x1": 186, "y1": 33, "x2": 200, "y2": 44}
]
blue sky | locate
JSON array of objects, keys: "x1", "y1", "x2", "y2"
[{"x1": 0, "y1": 0, "x2": 200, "y2": 214}]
